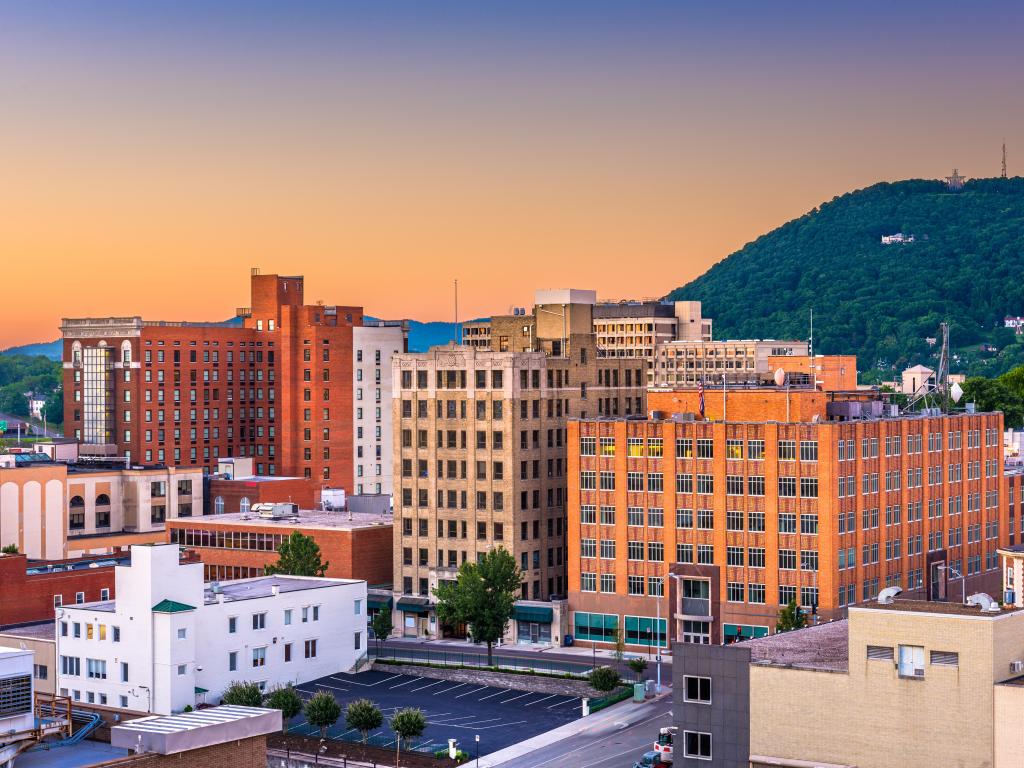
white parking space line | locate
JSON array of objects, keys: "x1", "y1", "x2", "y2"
[
  {"x1": 524, "y1": 693, "x2": 559, "y2": 707},
  {"x1": 388, "y1": 677, "x2": 417, "y2": 689},
  {"x1": 477, "y1": 688, "x2": 512, "y2": 701},
  {"x1": 445, "y1": 719, "x2": 529, "y2": 731},
  {"x1": 332, "y1": 673, "x2": 401, "y2": 687},
  {"x1": 410, "y1": 679, "x2": 448, "y2": 693},
  {"x1": 314, "y1": 683, "x2": 348, "y2": 694},
  {"x1": 546, "y1": 696, "x2": 579, "y2": 709},
  {"x1": 454, "y1": 686, "x2": 488, "y2": 698},
  {"x1": 498, "y1": 691, "x2": 534, "y2": 704},
  {"x1": 436, "y1": 683, "x2": 467, "y2": 695}
]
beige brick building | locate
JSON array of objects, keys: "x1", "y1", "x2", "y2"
[
  {"x1": 673, "y1": 594, "x2": 1024, "y2": 767},
  {"x1": 650, "y1": 339, "x2": 808, "y2": 388},
  {"x1": 391, "y1": 290, "x2": 647, "y2": 638}
]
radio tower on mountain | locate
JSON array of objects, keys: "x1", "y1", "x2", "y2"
[
  {"x1": 1002, "y1": 141, "x2": 1008, "y2": 179},
  {"x1": 945, "y1": 168, "x2": 965, "y2": 191}
]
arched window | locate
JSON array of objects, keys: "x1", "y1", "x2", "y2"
[
  {"x1": 214, "y1": 496, "x2": 225, "y2": 515},
  {"x1": 239, "y1": 497, "x2": 251, "y2": 515},
  {"x1": 69, "y1": 496, "x2": 85, "y2": 508},
  {"x1": 69, "y1": 496, "x2": 85, "y2": 531},
  {"x1": 95, "y1": 494, "x2": 110, "y2": 506}
]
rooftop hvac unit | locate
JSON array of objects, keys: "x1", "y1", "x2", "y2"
[{"x1": 253, "y1": 502, "x2": 298, "y2": 519}]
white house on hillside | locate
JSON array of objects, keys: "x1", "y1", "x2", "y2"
[{"x1": 56, "y1": 544, "x2": 366, "y2": 715}]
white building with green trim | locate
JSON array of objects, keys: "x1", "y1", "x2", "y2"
[{"x1": 56, "y1": 543, "x2": 366, "y2": 714}]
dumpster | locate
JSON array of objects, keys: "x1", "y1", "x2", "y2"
[{"x1": 633, "y1": 682, "x2": 646, "y2": 702}]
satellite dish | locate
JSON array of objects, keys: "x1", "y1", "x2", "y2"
[
  {"x1": 774, "y1": 368, "x2": 786, "y2": 387},
  {"x1": 950, "y1": 382, "x2": 963, "y2": 403}
]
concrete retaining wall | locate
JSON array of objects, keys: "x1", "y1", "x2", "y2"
[{"x1": 372, "y1": 660, "x2": 604, "y2": 698}]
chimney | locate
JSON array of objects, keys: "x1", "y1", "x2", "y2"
[{"x1": 271, "y1": 585, "x2": 280, "y2": 597}]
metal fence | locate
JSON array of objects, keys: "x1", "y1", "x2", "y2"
[
  {"x1": 285, "y1": 722, "x2": 442, "y2": 756},
  {"x1": 368, "y1": 645, "x2": 591, "y2": 678}
]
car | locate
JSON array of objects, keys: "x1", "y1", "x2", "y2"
[{"x1": 632, "y1": 751, "x2": 668, "y2": 768}]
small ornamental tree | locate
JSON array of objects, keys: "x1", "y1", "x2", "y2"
[
  {"x1": 776, "y1": 599, "x2": 806, "y2": 633},
  {"x1": 371, "y1": 610, "x2": 393, "y2": 654},
  {"x1": 265, "y1": 531, "x2": 329, "y2": 576},
  {"x1": 345, "y1": 698, "x2": 383, "y2": 743},
  {"x1": 589, "y1": 666, "x2": 621, "y2": 693},
  {"x1": 390, "y1": 707, "x2": 427, "y2": 766},
  {"x1": 613, "y1": 628, "x2": 626, "y2": 664},
  {"x1": 305, "y1": 690, "x2": 341, "y2": 738},
  {"x1": 220, "y1": 681, "x2": 263, "y2": 708},
  {"x1": 627, "y1": 656, "x2": 648, "y2": 681},
  {"x1": 264, "y1": 685, "x2": 304, "y2": 733}
]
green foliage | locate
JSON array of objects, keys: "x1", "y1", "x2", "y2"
[
  {"x1": 962, "y1": 374, "x2": 1024, "y2": 428},
  {"x1": 344, "y1": 698, "x2": 383, "y2": 743},
  {"x1": 433, "y1": 547, "x2": 521, "y2": 665},
  {"x1": 588, "y1": 665, "x2": 621, "y2": 693},
  {"x1": 304, "y1": 690, "x2": 342, "y2": 738},
  {"x1": 264, "y1": 685, "x2": 303, "y2": 732},
  {"x1": 776, "y1": 599, "x2": 807, "y2": 633},
  {"x1": 371, "y1": 609, "x2": 393, "y2": 648},
  {"x1": 627, "y1": 656, "x2": 648, "y2": 679},
  {"x1": 182, "y1": 705, "x2": 193, "y2": 712},
  {"x1": 434, "y1": 747, "x2": 469, "y2": 763},
  {"x1": 1, "y1": 544, "x2": 18, "y2": 554},
  {"x1": 264, "y1": 531, "x2": 329, "y2": 577},
  {"x1": 220, "y1": 681, "x2": 264, "y2": 708},
  {"x1": 666, "y1": 178, "x2": 1024, "y2": 377},
  {"x1": 613, "y1": 628, "x2": 625, "y2": 664},
  {"x1": 0, "y1": 354, "x2": 62, "y2": 424},
  {"x1": 391, "y1": 707, "x2": 427, "y2": 765}
]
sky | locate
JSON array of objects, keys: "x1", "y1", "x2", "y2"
[{"x1": 2, "y1": 0, "x2": 1023, "y2": 348}]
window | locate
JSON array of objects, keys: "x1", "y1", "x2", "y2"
[
  {"x1": 252, "y1": 647, "x2": 267, "y2": 668},
  {"x1": 684, "y1": 731, "x2": 712, "y2": 760},
  {"x1": 898, "y1": 645, "x2": 925, "y2": 678},
  {"x1": 252, "y1": 612, "x2": 266, "y2": 630},
  {"x1": 747, "y1": 439, "x2": 765, "y2": 460},
  {"x1": 283, "y1": 610, "x2": 292, "y2": 626},
  {"x1": 867, "y1": 645, "x2": 894, "y2": 661},
  {"x1": 177, "y1": 664, "x2": 187, "y2": 676},
  {"x1": 177, "y1": 628, "x2": 187, "y2": 640},
  {"x1": 354, "y1": 632, "x2": 362, "y2": 651},
  {"x1": 228, "y1": 652, "x2": 238, "y2": 672},
  {"x1": 304, "y1": 639, "x2": 318, "y2": 658},
  {"x1": 930, "y1": 650, "x2": 958, "y2": 667},
  {"x1": 683, "y1": 676, "x2": 711, "y2": 704},
  {"x1": 778, "y1": 477, "x2": 796, "y2": 497},
  {"x1": 778, "y1": 440, "x2": 796, "y2": 461}
]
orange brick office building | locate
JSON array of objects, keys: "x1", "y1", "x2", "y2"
[
  {"x1": 567, "y1": 387, "x2": 1008, "y2": 649},
  {"x1": 61, "y1": 271, "x2": 361, "y2": 489}
]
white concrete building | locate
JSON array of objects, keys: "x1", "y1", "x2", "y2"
[
  {"x1": 0, "y1": 646, "x2": 34, "y2": 738},
  {"x1": 56, "y1": 544, "x2": 367, "y2": 715},
  {"x1": 353, "y1": 321, "x2": 407, "y2": 499}
]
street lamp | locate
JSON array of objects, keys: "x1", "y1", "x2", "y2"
[{"x1": 475, "y1": 734, "x2": 480, "y2": 768}]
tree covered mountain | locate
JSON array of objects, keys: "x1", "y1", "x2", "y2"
[{"x1": 666, "y1": 177, "x2": 1024, "y2": 379}]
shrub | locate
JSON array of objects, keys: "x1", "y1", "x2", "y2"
[
  {"x1": 589, "y1": 666, "x2": 621, "y2": 693},
  {"x1": 345, "y1": 698, "x2": 383, "y2": 743},
  {"x1": 220, "y1": 681, "x2": 263, "y2": 708},
  {"x1": 305, "y1": 691, "x2": 342, "y2": 738}
]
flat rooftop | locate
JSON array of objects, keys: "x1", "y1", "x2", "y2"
[
  {"x1": 13, "y1": 739, "x2": 128, "y2": 768},
  {"x1": 0, "y1": 621, "x2": 56, "y2": 640},
  {"x1": 111, "y1": 705, "x2": 281, "y2": 755},
  {"x1": 853, "y1": 599, "x2": 1024, "y2": 618},
  {"x1": 744, "y1": 619, "x2": 849, "y2": 673},
  {"x1": 174, "y1": 508, "x2": 391, "y2": 531},
  {"x1": 65, "y1": 575, "x2": 361, "y2": 614}
]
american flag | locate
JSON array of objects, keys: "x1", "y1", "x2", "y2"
[{"x1": 697, "y1": 379, "x2": 705, "y2": 417}]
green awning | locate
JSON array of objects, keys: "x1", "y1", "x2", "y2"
[
  {"x1": 194, "y1": 687, "x2": 209, "y2": 694},
  {"x1": 724, "y1": 624, "x2": 769, "y2": 639},
  {"x1": 367, "y1": 596, "x2": 393, "y2": 610},
  {"x1": 153, "y1": 599, "x2": 197, "y2": 614},
  {"x1": 513, "y1": 605, "x2": 553, "y2": 623},
  {"x1": 397, "y1": 599, "x2": 429, "y2": 615}
]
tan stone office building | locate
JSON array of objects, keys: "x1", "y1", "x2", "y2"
[
  {"x1": 672, "y1": 594, "x2": 1024, "y2": 767},
  {"x1": 391, "y1": 289, "x2": 647, "y2": 638}
]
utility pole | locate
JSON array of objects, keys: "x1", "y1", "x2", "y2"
[{"x1": 1003, "y1": 140, "x2": 1008, "y2": 179}]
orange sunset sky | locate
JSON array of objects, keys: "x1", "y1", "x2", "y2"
[{"x1": 1, "y1": 1, "x2": 1022, "y2": 349}]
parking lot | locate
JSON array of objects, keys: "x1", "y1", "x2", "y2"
[{"x1": 292, "y1": 668, "x2": 585, "y2": 755}]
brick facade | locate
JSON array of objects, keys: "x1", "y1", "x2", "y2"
[{"x1": 0, "y1": 552, "x2": 115, "y2": 626}]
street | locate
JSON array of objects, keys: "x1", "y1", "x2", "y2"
[{"x1": 491, "y1": 695, "x2": 672, "y2": 768}]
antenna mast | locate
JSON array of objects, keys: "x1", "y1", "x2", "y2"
[
  {"x1": 454, "y1": 279, "x2": 460, "y2": 344},
  {"x1": 937, "y1": 321, "x2": 950, "y2": 406},
  {"x1": 808, "y1": 308, "x2": 814, "y2": 358},
  {"x1": 1002, "y1": 140, "x2": 1008, "y2": 179}
]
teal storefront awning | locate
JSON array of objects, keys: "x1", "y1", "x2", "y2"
[
  {"x1": 724, "y1": 623, "x2": 769, "y2": 639},
  {"x1": 367, "y1": 595, "x2": 393, "y2": 610},
  {"x1": 397, "y1": 598, "x2": 430, "y2": 615},
  {"x1": 513, "y1": 605, "x2": 553, "y2": 623}
]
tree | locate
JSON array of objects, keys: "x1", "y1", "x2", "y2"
[
  {"x1": 613, "y1": 628, "x2": 625, "y2": 664},
  {"x1": 345, "y1": 698, "x2": 383, "y2": 743},
  {"x1": 627, "y1": 656, "x2": 648, "y2": 681},
  {"x1": 43, "y1": 387, "x2": 63, "y2": 426},
  {"x1": 433, "y1": 547, "x2": 520, "y2": 665},
  {"x1": 776, "y1": 599, "x2": 807, "y2": 633},
  {"x1": 264, "y1": 685, "x2": 303, "y2": 733},
  {"x1": 264, "y1": 531, "x2": 329, "y2": 577},
  {"x1": 390, "y1": 707, "x2": 426, "y2": 767},
  {"x1": 305, "y1": 691, "x2": 341, "y2": 738},
  {"x1": 371, "y1": 610, "x2": 393, "y2": 655},
  {"x1": 589, "y1": 666, "x2": 621, "y2": 693},
  {"x1": 221, "y1": 681, "x2": 263, "y2": 707}
]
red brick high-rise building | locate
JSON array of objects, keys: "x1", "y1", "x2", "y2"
[{"x1": 61, "y1": 270, "x2": 362, "y2": 488}]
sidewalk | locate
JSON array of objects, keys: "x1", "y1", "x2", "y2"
[{"x1": 383, "y1": 635, "x2": 672, "y2": 662}]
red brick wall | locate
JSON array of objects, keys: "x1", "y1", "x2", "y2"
[
  {"x1": 104, "y1": 735, "x2": 267, "y2": 768},
  {"x1": 207, "y1": 477, "x2": 319, "y2": 514},
  {"x1": 0, "y1": 553, "x2": 116, "y2": 626}
]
